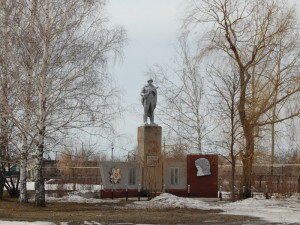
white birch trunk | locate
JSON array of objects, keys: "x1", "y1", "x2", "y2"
[
  {"x1": 19, "y1": 62, "x2": 34, "y2": 203},
  {"x1": 34, "y1": 131, "x2": 46, "y2": 207},
  {"x1": 0, "y1": 158, "x2": 5, "y2": 200},
  {"x1": 34, "y1": 21, "x2": 49, "y2": 206},
  {"x1": 34, "y1": 73, "x2": 47, "y2": 207},
  {"x1": 19, "y1": 151, "x2": 28, "y2": 203},
  {"x1": 34, "y1": 88, "x2": 47, "y2": 206}
]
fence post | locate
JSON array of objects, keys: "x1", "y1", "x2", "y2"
[
  {"x1": 138, "y1": 184, "x2": 141, "y2": 201},
  {"x1": 259, "y1": 176, "x2": 262, "y2": 192},
  {"x1": 265, "y1": 185, "x2": 269, "y2": 199},
  {"x1": 100, "y1": 184, "x2": 103, "y2": 199},
  {"x1": 297, "y1": 176, "x2": 300, "y2": 194},
  {"x1": 125, "y1": 184, "x2": 128, "y2": 201},
  {"x1": 251, "y1": 186, "x2": 254, "y2": 198},
  {"x1": 187, "y1": 185, "x2": 190, "y2": 197},
  {"x1": 219, "y1": 185, "x2": 222, "y2": 201},
  {"x1": 163, "y1": 184, "x2": 166, "y2": 193},
  {"x1": 242, "y1": 186, "x2": 246, "y2": 198},
  {"x1": 234, "y1": 186, "x2": 237, "y2": 199}
]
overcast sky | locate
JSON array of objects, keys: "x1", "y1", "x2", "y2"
[
  {"x1": 92, "y1": 0, "x2": 300, "y2": 159},
  {"x1": 101, "y1": 0, "x2": 186, "y2": 157}
]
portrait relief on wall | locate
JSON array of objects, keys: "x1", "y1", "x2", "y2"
[{"x1": 195, "y1": 158, "x2": 211, "y2": 176}]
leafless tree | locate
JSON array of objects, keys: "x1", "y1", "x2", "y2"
[
  {"x1": 0, "y1": 0, "x2": 20, "y2": 200},
  {"x1": 208, "y1": 61, "x2": 243, "y2": 201},
  {"x1": 164, "y1": 141, "x2": 190, "y2": 160},
  {"x1": 185, "y1": 0, "x2": 300, "y2": 198},
  {"x1": 0, "y1": 0, "x2": 125, "y2": 206},
  {"x1": 150, "y1": 36, "x2": 210, "y2": 153},
  {"x1": 0, "y1": 0, "x2": 37, "y2": 203},
  {"x1": 269, "y1": 94, "x2": 300, "y2": 174},
  {"x1": 57, "y1": 144, "x2": 100, "y2": 185}
]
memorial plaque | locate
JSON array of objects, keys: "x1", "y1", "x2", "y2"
[
  {"x1": 187, "y1": 155, "x2": 218, "y2": 197},
  {"x1": 147, "y1": 155, "x2": 159, "y2": 167},
  {"x1": 109, "y1": 167, "x2": 121, "y2": 183},
  {"x1": 195, "y1": 158, "x2": 211, "y2": 176}
]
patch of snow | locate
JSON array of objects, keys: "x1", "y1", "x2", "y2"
[
  {"x1": 83, "y1": 221, "x2": 103, "y2": 225},
  {"x1": 132, "y1": 193, "x2": 212, "y2": 210},
  {"x1": 0, "y1": 221, "x2": 54, "y2": 225},
  {"x1": 26, "y1": 182, "x2": 35, "y2": 190},
  {"x1": 220, "y1": 197, "x2": 300, "y2": 224},
  {"x1": 45, "y1": 179, "x2": 57, "y2": 184},
  {"x1": 130, "y1": 193, "x2": 300, "y2": 224},
  {"x1": 284, "y1": 193, "x2": 299, "y2": 201},
  {"x1": 46, "y1": 192, "x2": 119, "y2": 204},
  {"x1": 26, "y1": 182, "x2": 102, "y2": 191}
]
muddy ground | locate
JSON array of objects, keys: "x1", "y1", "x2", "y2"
[{"x1": 0, "y1": 198, "x2": 284, "y2": 225}]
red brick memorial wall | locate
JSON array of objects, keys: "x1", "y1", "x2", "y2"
[{"x1": 187, "y1": 155, "x2": 218, "y2": 198}]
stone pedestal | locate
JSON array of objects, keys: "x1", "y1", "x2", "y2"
[{"x1": 137, "y1": 126, "x2": 163, "y2": 191}]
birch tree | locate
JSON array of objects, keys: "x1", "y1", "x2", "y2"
[
  {"x1": 0, "y1": 0, "x2": 20, "y2": 200},
  {"x1": 185, "y1": 0, "x2": 300, "y2": 198},
  {"x1": 150, "y1": 36, "x2": 208, "y2": 153},
  {"x1": 209, "y1": 62, "x2": 242, "y2": 201},
  {"x1": 0, "y1": 0, "x2": 35, "y2": 203},
  {"x1": 1, "y1": 0, "x2": 125, "y2": 206}
]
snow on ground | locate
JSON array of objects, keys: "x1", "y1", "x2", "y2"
[
  {"x1": 46, "y1": 195, "x2": 119, "y2": 204},
  {"x1": 131, "y1": 193, "x2": 300, "y2": 224},
  {"x1": 0, "y1": 221, "x2": 55, "y2": 225},
  {"x1": 45, "y1": 191, "x2": 119, "y2": 204},
  {"x1": 132, "y1": 193, "x2": 212, "y2": 210},
  {"x1": 26, "y1": 182, "x2": 102, "y2": 191},
  {"x1": 0, "y1": 222, "x2": 102, "y2": 225},
  {"x1": 220, "y1": 196, "x2": 300, "y2": 224},
  {"x1": 25, "y1": 182, "x2": 111, "y2": 203}
]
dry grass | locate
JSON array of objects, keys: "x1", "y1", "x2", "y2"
[{"x1": 0, "y1": 198, "x2": 273, "y2": 224}]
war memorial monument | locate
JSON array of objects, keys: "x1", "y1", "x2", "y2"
[
  {"x1": 138, "y1": 78, "x2": 163, "y2": 191},
  {"x1": 99, "y1": 78, "x2": 218, "y2": 198}
]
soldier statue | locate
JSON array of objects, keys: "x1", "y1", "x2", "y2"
[{"x1": 140, "y1": 78, "x2": 158, "y2": 126}]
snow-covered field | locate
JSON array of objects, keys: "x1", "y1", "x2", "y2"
[{"x1": 132, "y1": 193, "x2": 300, "y2": 224}]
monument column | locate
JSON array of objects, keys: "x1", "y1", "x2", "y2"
[{"x1": 137, "y1": 126, "x2": 163, "y2": 191}]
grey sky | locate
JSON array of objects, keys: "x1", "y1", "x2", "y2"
[
  {"x1": 98, "y1": 0, "x2": 299, "y2": 158},
  {"x1": 105, "y1": 0, "x2": 186, "y2": 157}
]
